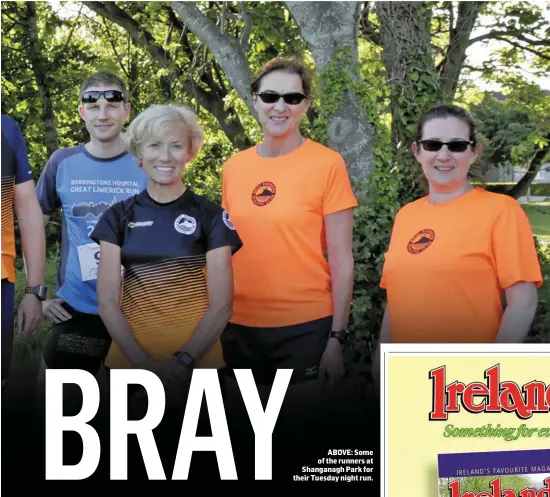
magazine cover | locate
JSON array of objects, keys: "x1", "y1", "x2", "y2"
[
  {"x1": 382, "y1": 344, "x2": 550, "y2": 497},
  {"x1": 438, "y1": 449, "x2": 550, "y2": 497}
]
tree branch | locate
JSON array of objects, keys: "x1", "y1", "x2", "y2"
[
  {"x1": 240, "y1": 3, "x2": 252, "y2": 51},
  {"x1": 61, "y1": 4, "x2": 83, "y2": 53},
  {"x1": 447, "y1": 1, "x2": 454, "y2": 47},
  {"x1": 492, "y1": 36, "x2": 550, "y2": 61},
  {"x1": 507, "y1": 132, "x2": 550, "y2": 199},
  {"x1": 171, "y1": 1, "x2": 257, "y2": 120},
  {"x1": 438, "y1": 1, "x2": 486, "y2": 98},
  {"x1": 469, "y1": 29, "x2": 550, "y2": 47},
  {"x1": 359, "y1": 1, "x2": 381, "y2": 46},
  {"x1": 100, "y1": 17, "x2": 129, "y2": 77}
]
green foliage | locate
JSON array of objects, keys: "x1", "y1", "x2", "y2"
[
  {"x1": 184, "y1": 131, "x2": 235, "y2": 204},
  {"x1": 469, "y1": 86, "x2": 550, "y2": 173},
  {"x1": 12, "y1": 254, "x2": 60, "y2": 362},
  {"x1": 470, "y1": 93, "x2": 536, "y2": 169}
]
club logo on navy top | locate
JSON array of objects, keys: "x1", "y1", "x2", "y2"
[
  {"x1": 174, "y1": 214, "x2": 197, "y2": 235},
  {"x1": 222, "y1": 210, "x2": 236, "y2": 231}
]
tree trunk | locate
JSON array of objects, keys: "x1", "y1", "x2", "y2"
[
  {"x1": 507, "y1": 133, "x2": 550, "y2": 199},
  {"x1": 377, "y1": 2, "x2": 439, "y2": 147},
  {"x1": 377, "y1": 1, "x2": 441, "y2": 202},
  {"x1": 25, "y1": 2, "x2": 59, "y2": 158},
  {"x1": 286, "y1": 1, "x2": 375, "y2": 188}
]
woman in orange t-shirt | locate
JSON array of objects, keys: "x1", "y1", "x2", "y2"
[
  {"x1": 373, "y1": 104, "x2": 542, "y2": 380},
  {"x1": 221, "y1": 57, "x2": 358, "y2": 393}
]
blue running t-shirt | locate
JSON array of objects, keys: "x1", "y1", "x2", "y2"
[{"x1": 36, "y1": 144, "x2": 148, "y2": 314}]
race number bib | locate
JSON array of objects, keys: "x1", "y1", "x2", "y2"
[{"x1": 77, "y1": 242, "x2": 100, "y2": 281}]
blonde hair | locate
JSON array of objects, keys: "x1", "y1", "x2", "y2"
[{"x1": 125, "y1": 104, "x2": 204, "y2": 161}]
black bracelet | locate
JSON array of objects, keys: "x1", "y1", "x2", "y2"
[{"x1": 173, "y1": 350, "x2": 196, "y2": 368}]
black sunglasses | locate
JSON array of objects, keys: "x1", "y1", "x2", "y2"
[
  {"x1": 256, "y1": 91, "x2": 308, "y2": 105},
  {"x1": 419, "y1": 139, "x2": 474, "y2": 153},
  {"x1": 81, "y1": 90, "x2": 125, "y2": 104}
]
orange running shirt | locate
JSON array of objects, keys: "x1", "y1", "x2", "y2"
[
  {"x1": 1, "y1": 116, "x2": 33, "y2": 283},
  {"x1": 380, "y1": 188, "x2": 543, "y2": 343},
  {"x1": 222, "y1": 139, "x2": 358, "y2": 327}
]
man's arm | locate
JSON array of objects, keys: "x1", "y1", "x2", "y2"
[{"x1": 14, "y1": 181, "x2": 46, "y2": 335}]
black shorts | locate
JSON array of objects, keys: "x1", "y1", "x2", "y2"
[
  {"x1": 42, "y1": 302, "x2": 112, "y2": 375},
  {"x1": 220, "y1": 315, "x2": 332, "y2": 385},
  {"x1": 2, "y1": 279, "x2": 15, "y2": 385}
]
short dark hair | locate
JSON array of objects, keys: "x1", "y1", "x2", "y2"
[
  {"x1": 79, "y1": 71, "x2": 128, "y2": 102},
  {"x1": 251, "y1": 56, "x2": 314, "y2": 98},
  {"x1": 415, "y1": 104, "x2": 484, "y2": 188},
  {"x1": 415, "y1": 104, "x2": 477, "y2": 145}
]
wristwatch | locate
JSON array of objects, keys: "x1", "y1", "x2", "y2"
[
  {"x1": 329, "y1": 329, "x2": 350, "y2": 345},
  {"x1": 24, "y1": 284, "x2": 48, "y2": 301},
  {"x1": 173, "y1": 350, "x2": 196, "y2": 369}
]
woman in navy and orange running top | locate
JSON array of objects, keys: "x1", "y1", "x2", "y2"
[{"x1": 91, "y1": 104, "x2": 242, "y2": 404}]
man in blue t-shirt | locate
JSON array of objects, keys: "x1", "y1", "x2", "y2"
[{"x1": 36, "y1": 71, "x2": 147, "y2": 377}]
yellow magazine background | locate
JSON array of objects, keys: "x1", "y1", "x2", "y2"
[{"x1": 386, "y1": 355, "x2": 550, "y2": 497}]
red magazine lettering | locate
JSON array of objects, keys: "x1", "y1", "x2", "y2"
[
  {"x1": 449, "y1": 476, "x2": 550, "y2": 497},
  {"x1": 429, "y1": 364, "x2": 550, "y2": 421}
]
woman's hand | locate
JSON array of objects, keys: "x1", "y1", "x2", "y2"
[
  {"x1": 318, "y1": 338, "x2": 345, "y2": 389},
  {"x1": 138, "y1": 360, "x2": 192, "y2": 407}
]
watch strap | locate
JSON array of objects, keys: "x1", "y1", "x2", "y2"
[
  {"x1": 173, "y1": 350, "x2": 196, "y2": 368},
  {"x1": 329, "y1": 329, "x2": 350, "y2": 344},
  {"x1": 24, "y1": 285, "x2": 48, "y2": 301}
]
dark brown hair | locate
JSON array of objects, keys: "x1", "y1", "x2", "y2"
[
  {"x1": 414, "y1": 104, "x2": 484, "y2": 188},
  {"x1": 79, "y1": 71, "x2": 129, "y2": 102},
  {"x1": 415, "y1": 104, "x2": 477, "y2": 145},
  {"x1": 251, "y1": 56, "x2": 314, "y2": 97}
]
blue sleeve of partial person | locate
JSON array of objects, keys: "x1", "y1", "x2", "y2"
[{"x1": 2, "y1": 115, "x2": 33, "y2": 184}]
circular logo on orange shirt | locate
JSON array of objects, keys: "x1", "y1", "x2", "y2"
[
  {"x1": 407, "y1": 229, "x2": 435, "y2": 254},
  {"x1": 252, "y1": 181, "x2": 276, "y2": 206}
]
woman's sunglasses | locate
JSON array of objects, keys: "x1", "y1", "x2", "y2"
[
  {"x1": 419, "y1": 139, "x2": 474, "y2": 153},
  {"x1": 256, "y1": 91, "x2": 308, "y2": 105},
  {"x1": 81, "y1": 90, "x2": 125, "y2": 104}
]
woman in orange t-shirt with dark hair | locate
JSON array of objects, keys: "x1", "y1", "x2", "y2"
[
  {"x1": 221, "y1": 57, "x2": 358, "y2": 394},
  {"x1": 373, "y1": 104, "x2": 542, "y2": 381}
]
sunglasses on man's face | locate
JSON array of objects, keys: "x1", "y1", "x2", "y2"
[
  {"x1": 419, "y1": 139, "x2": 474, "y2": 153},
  {"x1": 256, "y1": 91, "x2": 308, "y2": 105},
  {"x1": 81, "y1": 90, "x2": 125, "y2": 104}
]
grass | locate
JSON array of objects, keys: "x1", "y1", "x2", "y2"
[
  {"x1": 13, "y1": 254, "x2": 59, "y2": 362},
  {"x1": 521, "y1": 202, "x2": 550, "y2": 239}
]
